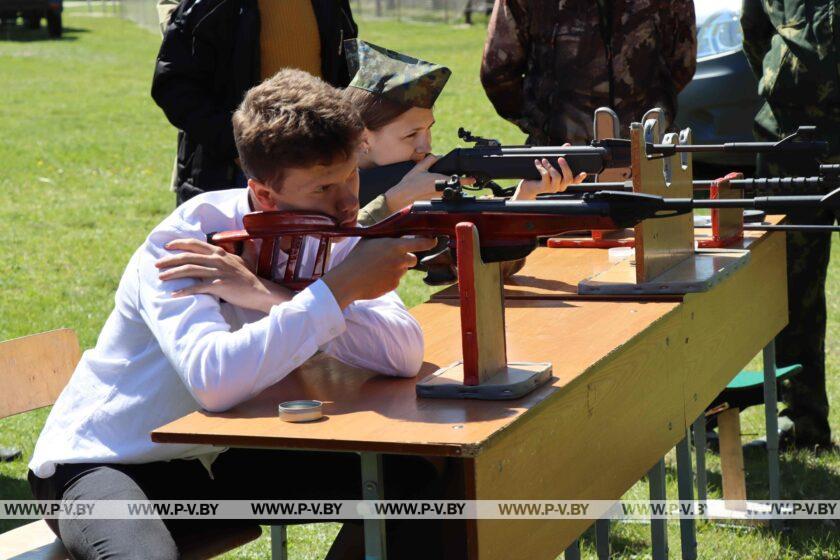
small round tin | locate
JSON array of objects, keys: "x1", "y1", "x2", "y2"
[{"x1": 278, "y1": 400, "x2": 323, "y2": 423}]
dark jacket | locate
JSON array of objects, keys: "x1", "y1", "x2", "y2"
[{"x1": 151, "y1": 0, "x2": 358, "y2": 203}]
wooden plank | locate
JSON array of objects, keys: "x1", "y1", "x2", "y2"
[
  {"x1": 470, "y1": 300, "x2": 686, "y2": 558},
  {"x1": 0, "y1": 329, "x2": 81, "y2": 418},
  {"x1": 718, "y1": 408, "x2": 748, "y2": 503},
  {"x1": 457, "y1": 223, "x2": 507, "y2": 385},
  {"x1": 0, "y1": 520, "x2": 69, "y2": 560},
  {"x1": 152, "y1": 300, "x2": 680, "y2": 457},
  {"x1": 679, "y1": 232, "x2": 788, "y2": 427},
  {"x1": 633, "y1": 123, "x2": 694, "y2": 282}
]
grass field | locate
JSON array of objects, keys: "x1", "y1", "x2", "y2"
[{"x1": 0, "y1": 11, "x2": 838, "y2": 559}]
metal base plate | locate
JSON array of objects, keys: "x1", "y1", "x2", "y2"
[
  {"x1": 416, "y1": 361, "x2": 553, "y2": 400},
  {"x1": 578, "y1": 250, "x2": 751, "y2": 295}
]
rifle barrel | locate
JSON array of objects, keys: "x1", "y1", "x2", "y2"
[
  {"x1": 659, "y1": 142, "x2": 826, "y2": 154},
  {"x1": 561, "y1": 176, "x2": 828, "y2": 195},
  {"x1": 669, "y1": 194, "x2": 826, "y2": 211},
  {"x1": 695, "y1": 224, "x2": 840, "y2": 232}
]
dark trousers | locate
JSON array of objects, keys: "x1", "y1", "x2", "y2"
[
  {"x1": 29, "y1": 448, "x2": 449, "y2": 559},
  {"x1": 758, "y1": 152, "x2": 838, "y2": 445}
]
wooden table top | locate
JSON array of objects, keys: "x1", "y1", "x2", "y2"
[
  {"x1": 151, "y1": 298, "x2": 680, "y2": 457},
  {"x1": 431, "y1": 217, "x2": 784, "y2": 301}
]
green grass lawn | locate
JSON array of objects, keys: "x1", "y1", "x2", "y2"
[{"x1": 1, "y1": 11, "x2": 838, "y2": 559}]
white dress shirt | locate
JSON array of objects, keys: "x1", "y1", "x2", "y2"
[{"x1": 30, "y1": 189, "x2": 424, "y2": 479}]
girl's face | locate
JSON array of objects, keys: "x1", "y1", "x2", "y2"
[{"x1": 361, "y1": 107, "x2": 435, "y2": 168}]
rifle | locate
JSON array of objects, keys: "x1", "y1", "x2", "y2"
[
  {"x1": 211, "y1": 180, "x2": 840, "y2": 289},
  {"x1": 358, "y1": 127, "x2": 830, "y2": 205},
  {"x1": 556, "y1": 164, "x2": 840, "y2": 197}
]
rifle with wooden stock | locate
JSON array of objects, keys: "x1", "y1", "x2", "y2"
[{"x1": 211, "y1": 179, "x2": 840, "y2": 289}]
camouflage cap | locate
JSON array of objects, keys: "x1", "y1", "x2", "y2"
[{"x1": 344, "y1": 39, "x2": 451, "y2": 109}]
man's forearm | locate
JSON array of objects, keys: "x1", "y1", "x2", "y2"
[
  {"x1": 325, "y1": 292, "x2": 424, "y2": 378},
  {"x1": 740, "y1": 0, "x2": 773, "y2": 81},
  {"x1": 664, "y1": 0, "x2": 697, "y2": 93},
  {"x1": 256, "y1": 278, "x2": 294, "y2": 313},
  {"x1": 481, "y1": 0, "x2": 527, "y2": 121}
]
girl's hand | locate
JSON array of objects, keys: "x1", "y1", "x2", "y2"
[
  {"x1": 384, "y1": 155, "x2": 475, "y2": 212},
  {"x1": 511, "y1": 146, "x2": 587, "y2": 201}
]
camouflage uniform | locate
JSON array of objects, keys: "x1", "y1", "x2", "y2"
[
  {"x1": 480, "y1": 0, "x2": 697, "y2": 146},
  {"x1": 742, "y1": 0, "x2": 839, "y2": 446}
]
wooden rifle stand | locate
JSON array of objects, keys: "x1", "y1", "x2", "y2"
[
  {"x1": 416, "y1": 222, "x2": 552, "y2": 400},
  {"x1": 547, "y1": 107, "x2": 659, "y2": 249},
  {"x1": 578, "y1": 118, "x2": 751, "y2": 295},
  {"x1": 696, "y1": 172, "x2": 746, "y2": 249}
]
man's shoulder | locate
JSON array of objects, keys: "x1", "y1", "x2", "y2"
[
  {"x1": 172, "y1": 0, "x2": 248, "y2": 32},
  {"x1": 153, "y1": 189, "x2": 247, "y2": 242}
]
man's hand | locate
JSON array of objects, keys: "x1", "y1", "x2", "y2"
[
  {"x1": 156, "y1": 238, "x2": 292, "y2": 313},
  {"x1": 384, "y1": 155, "x2": 476, "y2": 212},
  {"x1": 322, "y1": 237, "x2": 437, "y2": 309},
  {"x1": 511, "y1": 151, "x2": 587, "y2": 201}
]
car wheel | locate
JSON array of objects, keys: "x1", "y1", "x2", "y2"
[{"x1": 46, "y1": 11, "x2": 61, "y2": 38}]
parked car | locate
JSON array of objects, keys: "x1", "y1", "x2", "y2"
[
  {"x1": 675, "y1": 0, "x2": 762, "y2": 171},
  {"x1": 0, "y1": 0, "x2": 62, "y2": 37}
]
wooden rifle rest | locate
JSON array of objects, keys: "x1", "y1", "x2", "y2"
[{"x1": 416, "y1": 222, "x2": 552, "y2": 400}]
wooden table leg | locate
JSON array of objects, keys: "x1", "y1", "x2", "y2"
[
  {"x1": 648, "y1": 459, "x2": 669, "y2": 560},
  {"x1": 361, "y1": 452, "x2": 387, "y2": 560}
]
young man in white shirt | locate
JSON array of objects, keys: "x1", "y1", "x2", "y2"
[{"x1": 28, "y1": 69, "x2": 442, "y2": 559}]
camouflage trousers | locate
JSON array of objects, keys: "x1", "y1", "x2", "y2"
[{"x1": 757, "y1": 152, "x2": 839, "y2": 446}]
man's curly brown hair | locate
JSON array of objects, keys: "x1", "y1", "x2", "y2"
[{"x1": 233, "y1": 69, "x2": 364, "y2": 190}]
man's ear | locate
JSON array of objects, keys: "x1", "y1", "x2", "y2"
[{"x1": 248, "y1": 178, "x2": 278, "y2": 211}]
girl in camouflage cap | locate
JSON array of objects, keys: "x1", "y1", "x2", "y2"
[{"x1": 343, "y1": 39, "x2": 586, "y2": 225}]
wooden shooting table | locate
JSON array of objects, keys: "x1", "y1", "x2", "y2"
[{"x1": 151, "y1": 225, "x2": 788, "y2": 560}]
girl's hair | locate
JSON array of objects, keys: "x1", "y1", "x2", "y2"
[{"x1": 342, "y1": 87, "x2": 414, "y2": 131}]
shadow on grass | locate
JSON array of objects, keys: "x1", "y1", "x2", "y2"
[
  {"x1": 0, "y1": 471, "x2": 34, "y2": 534},
  {"x1": 0, "y1": 23, "x2": 88, "y2": 42}
]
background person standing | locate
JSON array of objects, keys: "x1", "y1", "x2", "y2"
[
  {"x1": 480, "y1": 0, "x2": 696, "y2": 145},
  {"x1": 152, "y1": 0, "x2": 357, "y2": 205},
  {"x1": 742, "y1": 0, "x2": 839, "y2": 450}
]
